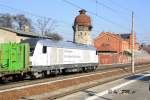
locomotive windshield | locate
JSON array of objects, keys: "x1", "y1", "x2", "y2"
[
  {"x1": 21, "y1": 38, "x2": 40, "y2": 56},
  {"x1": 30, "y1": 47, "x2": 35, "y2": 56}
]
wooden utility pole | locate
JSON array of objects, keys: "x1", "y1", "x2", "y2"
[{"x1": 131, "y1": 12, "x2": 135, "y2": 73}]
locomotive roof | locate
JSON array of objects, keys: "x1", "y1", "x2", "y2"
[{"x1": 22, "y1": 38, "x2": 96, "y2": 50}]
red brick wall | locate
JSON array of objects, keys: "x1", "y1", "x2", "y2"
[
  {"x1": 94, "y1": 34, "x2": 121, "y2": 53},
  {"x1": 98, "y1": 54, "x2": 113, "y2": 64},
  {"x1": 98, "y1": 53, "x2": 150, "y2": 65},
  {"x1": 98, "y1": 53, "x2": 131, "y2": 65},
  {"x1": 94, "y1": 33, "x2": 129, "y2": 53},
  {"x1": 121, "y1": 40, "x2": 129, "y2": 52}
]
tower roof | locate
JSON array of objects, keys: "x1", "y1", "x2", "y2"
[{"x1": 74, "y1": 9, "x2": 91, "y2": 26}]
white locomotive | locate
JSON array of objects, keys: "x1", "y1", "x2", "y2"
[{"x1": 23, "y1": 39, "x2": 98, "y2": 78}]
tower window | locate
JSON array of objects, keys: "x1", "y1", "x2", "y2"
[
  {"x1": 78, "y1": 26, "x2": 89, "y2": 31},
  {"x1": 107, "y1": 37, "x2": 109, "y2": 41},
  {"x1": 78, "y1": 34, "x2": 80, "y2": 37},
  {"x1": 84, "y1": 27, "x2": 89, "y2": 31},
  {"x1": 78, "y1": 26, "x2": 84, "y2": 31}
]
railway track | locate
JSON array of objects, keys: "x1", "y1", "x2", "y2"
[
  {"x1": 0, "y1": 62, "x2": 145, "y2": 88},
  {"x1": 39, "y1": 63, "x2": 150, "y2": 100},
  {"x1": 0, "y1": 63, "x2": 150, "y2": 100},
  {"x1": 0, "y1": 63, "x2": 131, "y2": 89}
]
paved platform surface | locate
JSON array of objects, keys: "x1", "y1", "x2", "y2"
[{"x1": 56, "y1": 70, "x2": 150, "y2": 100}]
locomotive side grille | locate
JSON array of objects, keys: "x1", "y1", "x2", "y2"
[
  {"x1": 83, "y1": 50, "x2": 90, "y2": 63},
  {"x1": 57, "y1": 48, "x2": 63, "y2": 64}
]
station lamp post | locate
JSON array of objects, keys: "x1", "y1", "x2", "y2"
[{"x1": 131, "y1": 12, "x2": 135, "y2": 73}]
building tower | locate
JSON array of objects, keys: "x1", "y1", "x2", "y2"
[{"x1": 72, "y1": 9, "x2": 92, "y2": 45}]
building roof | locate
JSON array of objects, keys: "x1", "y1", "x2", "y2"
[
  {"x1": 96, "y1": 32, "x2": 123, "y2": 40},
  {"x1": 74, "y1": 9, "x2": 91, "y2": 26},
  {"x1": 101, "y1": 32, "x2": 131, "y2": 40},
  {"x1": 22, "y1": 38, "x2": 96, "y2": 50},
  {"x1": 94, "y1": 32, "x2": 131, "y2": 44},
  {"x1": 0, "y1": 27, "x2": 52, "y2": 39},
  {"x1": 116, "y1": 33, "x2": 130, "y2": 40}
]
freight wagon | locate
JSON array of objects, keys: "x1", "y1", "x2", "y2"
[{"x1": 0, "y1": 43, "x2": 30, "y2": 80}]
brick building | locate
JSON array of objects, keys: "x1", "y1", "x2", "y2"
[{"x1": 94, "y1": 32, "x2": 140, "y2": 64}]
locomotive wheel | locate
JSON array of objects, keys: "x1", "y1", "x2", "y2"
[{"x1": 12, "y1": 74, "x2": 24, "y2": 81}]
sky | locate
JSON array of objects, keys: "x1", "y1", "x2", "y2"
[{"x1": 0, "y1": 0, "x2": 150, "y2": 44}]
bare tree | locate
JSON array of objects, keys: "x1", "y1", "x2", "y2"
[
  {"x1": 0, "y1": 14, "x2": 13, "y2": 28},
  {"x1": 46, "y1": 33, "x2": 63, "y2": 41},
  {"x1": 13, "y1": 14, "x2": 32, "y2": 30},
  {"x1": 0, "y1": 13, "x2": 63, "y2": 40},
  {"x1": 36, "y1": 18, "x2": 63, "y2": 40},
  {"x1": 37, "y1": 18, "x2": 56, "y2": 36},
  {"x1": 0, "y1": 13, "x2": 33, "y2": 32}
]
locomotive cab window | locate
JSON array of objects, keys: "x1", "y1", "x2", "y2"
[
  {"x1": 30, "y1": 47, "x2": 35, "y2": 56},
  {"x1": 43, "y1": 46, "x2": 47, "y2": 53},
  {"x1": 96, "y1": 51, "x2": 98, "y2": 55}
]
